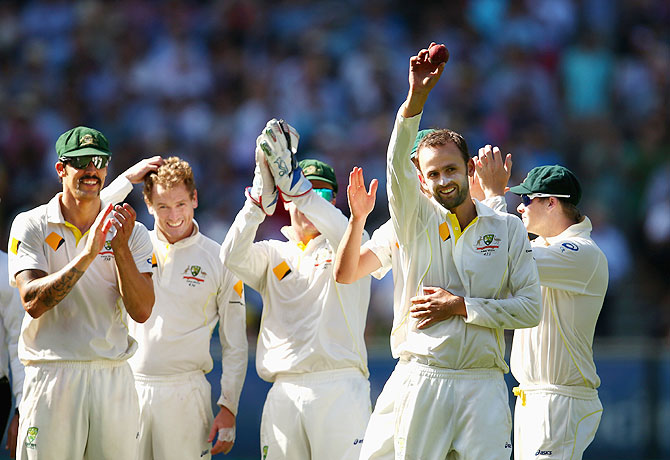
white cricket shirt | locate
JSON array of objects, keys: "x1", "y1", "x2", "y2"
[
  {"x1": 511, "y1": 217, "x2": 608, "y2": 388},
  {"x1": 127, "y1": 222, "x2": 248, "y2": 413},
  {"x1": 0, "y1": 251, "x2": 25, "y2": 406},
  {"x1": 222, "y1": 192, "x2": 371, "y2": 383},
  {"x1": 8, "y1": 193, "x2": 153, "y2": 363},
  {"x1": 387, "y1": 110, "x2": 542, "y2": 372}
]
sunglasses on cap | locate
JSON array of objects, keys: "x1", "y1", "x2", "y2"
[
  {"x1": 313, "y1": 188, "x2": 334, "y2": 201},
  {"x1": 60, "y1": 155, "x2": 110, "y2": 170},
  {"x1": 521, "y1": 193, "x2": 571, "y2": 207}
]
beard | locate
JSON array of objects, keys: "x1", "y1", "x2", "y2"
[{"x1": 432, "y1": 179, "x2": 469, "y2": 211}]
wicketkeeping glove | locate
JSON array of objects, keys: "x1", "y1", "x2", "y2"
[
  {"x1": 259, "y1": 119, "x2": 312, "y2": 201},
  {"x1": 246, "y1": 142, "x2": 278, "y2": 215}
]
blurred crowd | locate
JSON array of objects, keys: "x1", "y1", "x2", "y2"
[{"x1": 0, "y1": 0, "x2": 668, "y2": 341}]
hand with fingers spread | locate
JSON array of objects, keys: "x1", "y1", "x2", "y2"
[
  {"x1": 410, "y1": 286, "x2": 467, "y2": 329},
  {"x1": 474, "y1": 145, "x2": 512, "y2": 199},
  {"x1": 121, "y1": 156, "x2": 164, "y2": 184},
  {"x1": 347, "y1": 167, "x2": 378, "y2": 222}
]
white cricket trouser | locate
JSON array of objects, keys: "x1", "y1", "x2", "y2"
[
  {"x1": 134, "y1": 370, "x2": 214, "y2": 460},
  {"x1": 361, "y1": 361, "x2": 513, "y2": 460},
  {"x1": 260, "y1": 368, "x2": 371, "y2": 460},
  {"x1": 18, "y1": 360, "x2": 139, "y2": 460},
  {"x1": 513, "y1": 385, "x2": 602, "y2": 460}
]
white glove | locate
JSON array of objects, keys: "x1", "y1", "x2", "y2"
[
  {"x1": 259, "y1": 119, "x2": 312, "y2": 201},
  {"x1": 246, "y1": 142, "x2": 278, "y2": 215}
]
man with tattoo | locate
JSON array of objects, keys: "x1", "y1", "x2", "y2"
[{"x1": 7, "y1": 126, "x2": 155, "y2": 460}]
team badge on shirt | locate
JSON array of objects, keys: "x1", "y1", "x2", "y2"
[
  {"x1": 182, "y1": 264, "x2": 207, "y2": 286},
  {"x1": 25, "y1": 426, "x2": 38, "y2": 449},
  {"x1": 475, "y1": 233, "x2": 501, "y2": 256},
  {"x1": 99, "y1": 240, "x2": 114, "y2": 261}
]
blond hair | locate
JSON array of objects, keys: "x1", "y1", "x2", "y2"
[{"x1": 143, "y1": 156, "x2": 196, "y2": 203}]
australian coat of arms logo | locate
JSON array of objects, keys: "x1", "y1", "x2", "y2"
[
  {"x1": 475, "y1": 233, "x2": 501, "y2": 256},
  {"x1": 99, "y1": 240, "x2": 114, "y2": 260},
  {"x1": 25, "y1": 426, "x2": 38, "y2": 449},
  {"x1": 182, "y1": 264, "x2": 207, "y2": 287}
]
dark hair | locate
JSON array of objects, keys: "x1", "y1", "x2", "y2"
[{"x1": 416, "y1": 129, "x2": 470, "y2": 167}]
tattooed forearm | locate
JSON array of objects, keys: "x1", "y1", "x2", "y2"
[{"x1": 16, "y1": 265, "x2": 87, "y2": 318}]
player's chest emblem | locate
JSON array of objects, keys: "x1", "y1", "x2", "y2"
[
  {"x1": 182, "y1": 264, "x2": 208, "y2": 287},
  {"x1": 474, "y1": 233, "x2": 501, "y2": 256},
  {"x1": 313, "y1": 247, "x2": 333, "y2": 269},
  {"x1": 99, "y1": 240, "x2": 114, "y2": 261}
]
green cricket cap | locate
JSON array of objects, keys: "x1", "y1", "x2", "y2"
[
  {"x1": 410, "y1": 129, "x2": 437, "y2": 159},
  {"x1": 56, "y1": 126, "x2": 112, "y2": 159},
  {"x1": 509, "y1": 165, "x2": 582, "y2": 206},
  {"x1": 299, "y1": 158, "x2": 338, "y2": 193}
]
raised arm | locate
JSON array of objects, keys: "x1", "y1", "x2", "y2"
[
  {"x1": 335, "y1": 167, "x2": 382, "y2": 283},
  {"x1": 388, "y1": 44, "x2": 446, "y2": 243},
  {"x1": 101, "y1": 156, "x2": 164, "y2": 205}
]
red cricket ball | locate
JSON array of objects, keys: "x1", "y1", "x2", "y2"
[{"x1": 428, "y1": 44, "x2": 449, "y2": 65}]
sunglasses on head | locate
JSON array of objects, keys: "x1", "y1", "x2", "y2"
[
  {"x1": 313, "y1": 188, "x2": 334, "y2": 201},
  {"x1": 521, "y1": 193, "x2": 571, "y2": 206},
  {"x1": 60, "y1": 155, "x2": 110, "y2": 170}
]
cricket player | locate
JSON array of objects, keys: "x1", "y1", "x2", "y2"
[
  {"x1": 221, "y1": 119, "x2": 372, "y2": 460},
  {"x1": 0, "y1": 250, "x2": 24, "y2": 458},
  {"x1": 7, "y1": 126, "x2": 155, "y2": 459},
  {"x1": 336, "y1": 149, "x2": 513, "y2": 460},
  {"x1": 500, "y1": 165, "x2": 607, "y2": 460},
  {"x1": 102, "y1": 156, "x2": 248, "y2": 459},
  {"x1": 355, "y1": 44, "x2": 542, "y2": 459}
]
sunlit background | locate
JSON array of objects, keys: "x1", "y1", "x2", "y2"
[{"x1": 0, "y1": 0, "x2": 668, "y2": 459}]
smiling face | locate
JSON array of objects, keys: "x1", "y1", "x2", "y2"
[
  {"x1": 146, "y1": 183, "x2": 197, "y2": 244},
  {"x1": 56, "y1": 159, "x2": 107, "y2": 201},
  {"x1": 416, "y1": 142, "x2": 473, "y2": 212}
]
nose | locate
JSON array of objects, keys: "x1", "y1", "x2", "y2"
[{"x1": 84, "y1": 161, "x2": 97, "y2": 172}]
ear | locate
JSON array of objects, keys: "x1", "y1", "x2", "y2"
[
  {"x1": 467, "y1": 157, "x2": 475, "y2": 177},
  {"x1": 144, "y1": 197, "x2": 154, "y2": 216},
  {"x1": 417, "y1": 170, "x2": 428, "y2": 188},
  {"x1": 55, "y1": 161, "x2": 66, "y2": 179},
  {"x1": 192, "y1": 189, "x2": 199, "y2": 209},
  {"x1": 547, "y1": 196, "x2": 560, "y2": 210}
]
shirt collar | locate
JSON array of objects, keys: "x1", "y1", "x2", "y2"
[
  {"x1": 537, "y1": 216, "x2": 593, "y2": 246},
  {"x1": 46, "y1": 193, "x2": 66, "y2": 224},
  {"x1": 280, "y1": 226, "x2": 326, "y2": 251},
  {"x1": 154, "y1": 219, "x2": 201, "y2": 247}
]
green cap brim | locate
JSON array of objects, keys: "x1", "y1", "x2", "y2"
[{"x1": 59, "y1": 147, "x2": 111, "y2": 158}]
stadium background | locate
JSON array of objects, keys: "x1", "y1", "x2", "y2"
[{"x1": 0, "y1": 0, "x2": 667, "y2": 458}]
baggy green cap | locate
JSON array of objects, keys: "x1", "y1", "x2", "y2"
[
  {"x1": 299, "y1": 159, "x2": 338, "y2": 194},
  {"x1": 56, "y1": 126, "x2": 112, "y2": 159},
  {"x1": 410, "y1": 129, "x2": 437, "y2": 159},
  {"x1": 509, "y1": 165, "x2": 582, "y2": 206}
]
